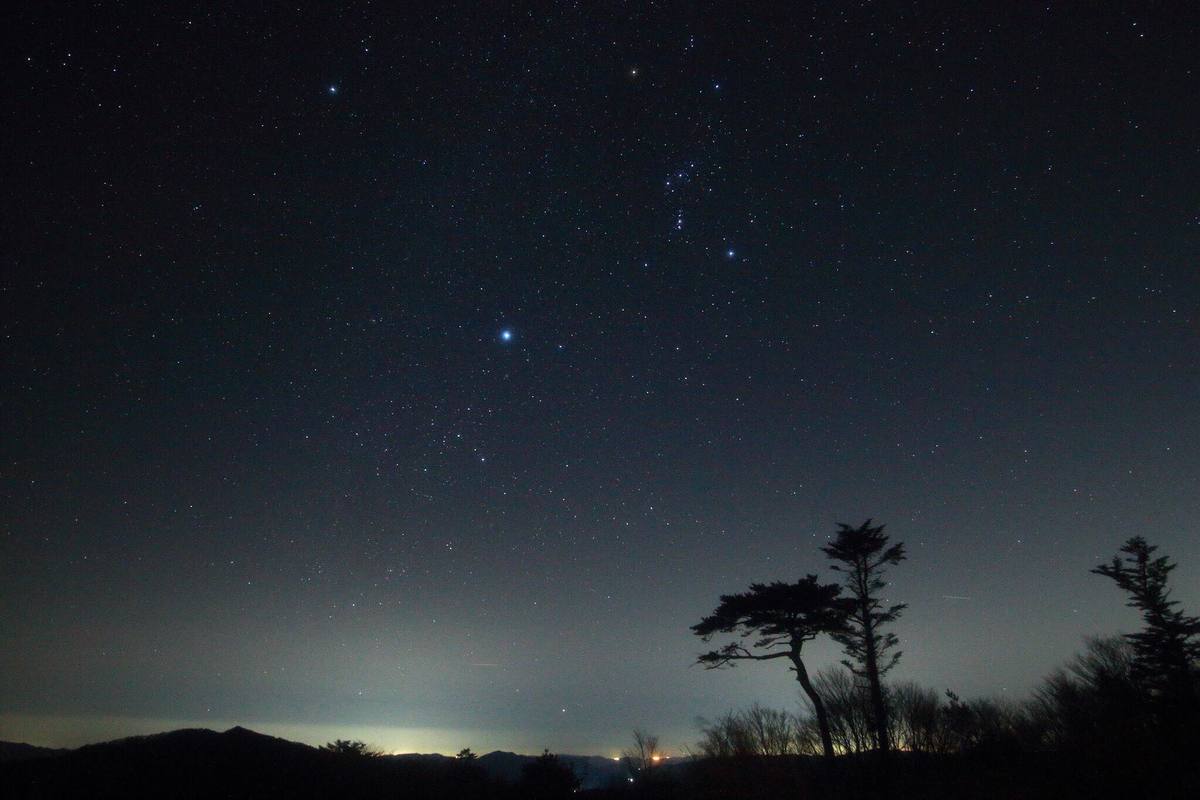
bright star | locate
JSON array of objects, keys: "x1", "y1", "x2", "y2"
[
  {"x1": 499, "y1": 329, "x2": 514, "y2": 342},
  {"x1": 726, "y1": 248, "x2": 736, "y2": 258},
  {"x1": 328, "y1": 85, "x2": 338, "y2": 95}
]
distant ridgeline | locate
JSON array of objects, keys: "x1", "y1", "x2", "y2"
[
  {"x1": 2, "y1": 721, "x2": 1198, "y2": 799},
  {"x1": 0, "y1": 726, "x2": 664, "y2": 798}
]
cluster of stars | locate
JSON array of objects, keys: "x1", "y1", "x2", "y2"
[{"x1": 5, "y1": 1, "x2": 1195, "y2": 758}]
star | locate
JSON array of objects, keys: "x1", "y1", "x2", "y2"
[
  {"x1": 725, "y1": 248, "x2": 736, "y2": 259},
  {"x1": 328, "y1": 85, "x2": 338, "y2": 95},
  {"x1": 499, "y1": 329, "x2": 514, "y2": 342}
]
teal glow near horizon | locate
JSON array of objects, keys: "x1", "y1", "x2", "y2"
[{"x1": 0, "y1": 713, "x2": 647, "y2": 758}]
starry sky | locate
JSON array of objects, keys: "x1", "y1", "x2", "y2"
[{"x1": 3, "y1": 2, "x2": 1199, "y2": 756}]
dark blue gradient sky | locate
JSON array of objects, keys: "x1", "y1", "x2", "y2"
[{"x1": 3, "y1": 2, "x2": 1198, "y2": 754}]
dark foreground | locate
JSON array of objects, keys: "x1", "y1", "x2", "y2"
[{"x1": 1, "y1": 726, "x2": 1195, "y2": 800}]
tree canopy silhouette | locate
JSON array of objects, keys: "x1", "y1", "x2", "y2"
[
  {"x1": 319, "y1": 739, "x2": 379, "y2": 758},
  {"x1": 1092, "y1": 536, "x2": 1200, "y2": 724},
  {"x1": 821, "y1": 519, "x2": 907, "y2": 756},
  {"x1": 691, "y1": 575, "x2": 850, "y2": 758}
]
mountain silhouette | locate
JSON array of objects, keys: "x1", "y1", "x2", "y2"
[
  {"x1": 0, "y1": 741, "x2": 67, "y2": 764},
  {"x1": 0, "y1": 727, "x2": 643, "y2": 798},
  {"x1": 1, "y1": 726, "x2": 431, "y2": 799}
]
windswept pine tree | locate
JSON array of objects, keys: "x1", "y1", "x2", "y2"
[
  {"x1": 1092, "y1": 537, "x2": 1200, "y2": 725},
  {"x1": 691, "y1": 576, "x2": 851, "y2": 759}
]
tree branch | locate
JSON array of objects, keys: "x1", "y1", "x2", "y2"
[{"x1": 697, "y1": 642, "x2": 794, "y2": 668}]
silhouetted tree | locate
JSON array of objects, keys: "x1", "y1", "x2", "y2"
[
  {"x1": 1092, "y1": 536, "x2": 1200, "y2": 721},
  {"x1": 692, "y1": 576, "x2": 850, "y2": 758},
  {"x1": 319, "y1": 739, "x2": 378, "y2": 757},
  {"x1": 937, "y1": 691, "x2": 1027, "y2": 754},
  {"x1": 518, "y1": 749, "x2": 580, "y2": 800},
  {"x1": 822, "y1": 519, "x2": 906, "y2": 756},
  {"x1": 801, "y1": 666, "x2": 875, "y2": 755},
  {"x1": 939, "y1": 691, "x2": 974, "y2": 752},
  {"x1": 740, "y1": 704, "x2": 801, "y2": 756},
  {"x1": 621, "y1": 728, "x2": 661, "y2": 780},
  {"x1": 696, "y1": 705, "x2": 806, "y2": 757},
  {"x1": 1034, "y1": 635, "x2": 1148, "y2": 751},
  {"x1": 887, "y1": 681, "x2": 944, "y2": 753},
  {"x1": 695, "y1": 711, "x2": 757, "y2": 758},
  {"x1": 450, "y1": 746, "x2": 488, "y2": 796}
]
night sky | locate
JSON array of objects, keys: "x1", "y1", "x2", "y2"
[{"x1": 3, "y1": 3, "x2": 1198, "y2": 756}]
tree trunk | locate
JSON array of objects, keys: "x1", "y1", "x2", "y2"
[
  {"x1": 792, "y1": 653, "x2": 835, "y2": 759},
  {"x1": 862, "y1": 613, "x2": 891, "y2": 756},
  {"x1": 867, "y1": 670, "x2": 890, "y2": 755}
]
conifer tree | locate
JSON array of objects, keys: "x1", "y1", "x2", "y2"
[
  {"x1": 1092, "y1": 537, "x2": 1200, "y2": 718},
  {"x1": 821, "y1": 520, "x2": 907, "y2": 756}
]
